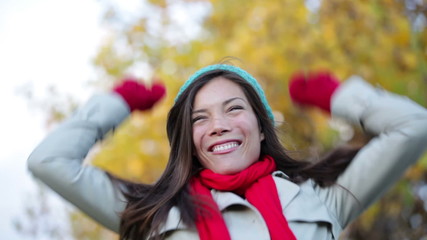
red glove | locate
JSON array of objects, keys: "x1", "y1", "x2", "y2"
[
  {"x1": 288, "y1": 71, "x2": 340, "y2": 113},
  {"x1": 113, "y1": 77, "x2": 166, "y2": 112}
]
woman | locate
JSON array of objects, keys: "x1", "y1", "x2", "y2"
[{"x1": 28, "y1": 64, "x2": 427, "y2": 239}]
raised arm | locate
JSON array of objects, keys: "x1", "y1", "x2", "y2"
[
  {"x1": 27, "y1": 78, "x2": 165, "y2": 232},
  {"x1": 329, "y1": 76, "x2": 427, "y2": 226},
  {"x1": 289, "y1": 73, "x2": 427, "y2": 228}
]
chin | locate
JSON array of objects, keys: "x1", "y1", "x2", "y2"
[{"x1": 214, "y1": 166, "x2": 245, "y2": 175}]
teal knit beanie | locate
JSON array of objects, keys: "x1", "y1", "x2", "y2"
[{"x1": 175, "y1": 64, "x2": 275, "y2": 123}]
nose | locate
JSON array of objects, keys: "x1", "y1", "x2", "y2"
[{"x1": 209, "y1": 117, "x2": 231, "y2": 136}]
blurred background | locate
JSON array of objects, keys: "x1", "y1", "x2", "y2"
[{"x1": 1, "y1": 0, "x2": 427, "y2": 239}]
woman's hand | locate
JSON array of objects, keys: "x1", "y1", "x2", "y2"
[
  {"x1": 113, "y1": 77, "x2": 166, "y2": 112},
  {"x1": 288, "y1": 72, "x2": 340, "y2": 113}
]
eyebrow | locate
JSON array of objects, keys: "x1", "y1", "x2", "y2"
[{"x1": 192, "y1": 97, "x2": 246, "y2": 115}]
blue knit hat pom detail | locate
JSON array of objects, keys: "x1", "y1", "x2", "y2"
[{"x1": 175, "y1": 64, "x2": 275, "y2": 123}]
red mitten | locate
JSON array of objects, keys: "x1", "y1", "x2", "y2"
[
  {"x1": 288, "y1": 72, "x2": 340, "y2": 113},
  {"x1": 113, "y1": 77, "x2": 166, "y2": 112}
]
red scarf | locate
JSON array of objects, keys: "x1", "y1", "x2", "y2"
[{"x1": 190, "y1": 155, "x2": 296, "y2": 240}]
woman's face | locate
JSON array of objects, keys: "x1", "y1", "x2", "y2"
[{"x1": 192, "y1": 77, "x2": 264, "y2": 175}]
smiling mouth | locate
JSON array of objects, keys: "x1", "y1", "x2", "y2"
[{"x1": 211, "y1": 141, "x2": 241, "y2": 153}]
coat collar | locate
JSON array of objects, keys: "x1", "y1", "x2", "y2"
[
  {"x1": 158, "y1": 171, "x2": 300, "y2": 234},
  {"x1": 157, "y1": 172, "x2": 341, "y2": 238},
  {"x1": 272, "y1": 171, "x2": 301, "y2": 209},
  {"x1": 211, "y1": 170, "x2": 301, "y2": 211}
]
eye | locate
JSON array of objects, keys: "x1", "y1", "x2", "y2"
[
  {"x1": 192, "y1": 115, "x2": 206, "y2": 124},
  {"x1": 228, "y1": 105, "x2": 244, "y2": 112}
]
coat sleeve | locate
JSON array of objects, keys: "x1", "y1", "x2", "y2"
[
  {"x1": 317, "y1": 76, "x2": 427, "y2": 228},
  {"x1": 27, "y1": 93, "x2": 131, "y2": 233}
]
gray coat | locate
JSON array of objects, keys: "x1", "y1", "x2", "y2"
[{"x1": 27, "y1": 76, "x2": 427, "y2": 239}]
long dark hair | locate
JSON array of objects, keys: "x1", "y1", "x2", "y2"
[{"x1": 119, "y1": 69, "x2": 360, "y2": 239}]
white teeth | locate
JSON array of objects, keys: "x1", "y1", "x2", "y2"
[{"x1": 212, "y1": 142, "x2": 239, "y2": 152}]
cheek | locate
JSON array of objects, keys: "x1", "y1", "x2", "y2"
[
  {"x1": 192, "y1": 126, "x2": 204, "y2": 151},
  {"x1": 192, "y1": 131, "x2": 198, "y2": 150},
  {"x1": 243, "y1": 116, "x2": 262, "y2": 136}
]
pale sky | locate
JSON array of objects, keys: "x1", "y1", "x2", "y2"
[{"x1": 0, "y1": 0, "x2": 105, "y2": 239}]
